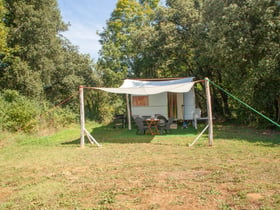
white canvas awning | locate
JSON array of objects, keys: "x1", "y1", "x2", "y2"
[{"x1": 97, "y1": 77, "x2": 195, "y2": 95}]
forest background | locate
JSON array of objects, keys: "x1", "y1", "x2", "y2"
[{"x1": 0, "y1": 0, "x2": 279, "y2": 132}]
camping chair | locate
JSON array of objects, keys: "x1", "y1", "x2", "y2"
[
  {"x1": 192, "y1": 108, "x2": 208, "y2": 129},
  {"x1": 113, "y1": 114, "x2": 126, "y2": 128},
  {"x1": 134, "y1": 116, "x2": 148, "y2": 134},
  {"x1": 156, "y1": 115, "x2": 167, "y2": 125},
  {"x1": 132, "y1": 115, "x2": 139, "y2": 120},
  {"x1": 158, "y1": 116, "x2": 173, "y2": 134},
  {"x1": 156, "y1": 115, "x2": 167, "y2": 134}
]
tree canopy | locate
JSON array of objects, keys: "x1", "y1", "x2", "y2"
[
  {"x1": 1, "y1": 0, "x2": 96, "y2": 103},
  {"x1": 0, "y1": 0, "x2": 279, "y2": 128},
  {"x1": 97, "y1": 0, "x2": 280, "y2": 127}
]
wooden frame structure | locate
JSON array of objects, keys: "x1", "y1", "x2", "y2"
[
  {"x1": 79, "y1": 77, "x2": 213, "y2": 148},
  {"x1": 79, "y1": 86, "x2": 101, "y2": 148}
]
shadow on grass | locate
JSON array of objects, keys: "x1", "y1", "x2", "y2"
[
  {"x1": 59, "y1": 123, "x2": 279, "y2": 147},
  {"x1": 61, "y1": 138, "x2": 80, "y2": 145},
  {"x1": 94, "y1": 125, "x2": 154, "y2": 144},
  {"x1": 62, "y1": 124, "x2": 198, "y2": 145},
  {"x1": 214, "y1": 124, "x2": 280, "y2": 146},
  {"x1": 103, "y1": 124, "x2": 198, "y2": 144}
]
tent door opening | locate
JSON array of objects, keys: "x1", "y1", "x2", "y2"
[
  {"x1": 168, "y1": 93, "x2": 184, "y2": 119},
  {"x1": 168, "y1": 93, "x2": 177, "y2": 119}
]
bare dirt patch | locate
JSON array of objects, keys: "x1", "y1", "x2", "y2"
[
  {"x1": 247, "y1": 193, "x2": 263, "y2": 201},
  {"x1": 0, "y1": 187, "x2": 13, "y2": 203}
]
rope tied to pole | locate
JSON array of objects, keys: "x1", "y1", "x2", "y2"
[
  {"x1": 0, "y1": 91, "x2": 79, "y2": 146},
  {"x1": 206, "y1": 78, "x2": 280, "y2": 128}
]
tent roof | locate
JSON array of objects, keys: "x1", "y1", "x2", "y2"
[{"x1": 96, "y1": 77, "x2": 195, "y2": 95}]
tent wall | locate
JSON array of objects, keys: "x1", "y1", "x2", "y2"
[
  {"x1": 131, "y1": 93, "x2": 168, "y2": 118},
  {"x1": 183, "y1": 87, "x2": 196, "y2": 120},
  {"x1": 130, "y1": 87, "x2": 196, "y2": 120}
]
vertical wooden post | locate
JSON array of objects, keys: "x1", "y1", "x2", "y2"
[
  {"x1": 126, "y1": 94, "x2": 131, "y2": 130},
  {"x1": 205, "y1": 78, "x2": 213, "y2": 146},
  {"x1": 79, "y1": 86, "x2": 85, "y2": 148}
]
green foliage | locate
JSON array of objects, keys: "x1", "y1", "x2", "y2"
[
  {"x1": 1, "y1": 0, "x2": 97, "y2": 111},
  {"x1": 96, "y1": 0, "x2": 161, "y2": 122},
  {"x1": 0, "y1": 0, "x2": 100, "y2": 125},
  {"x1": 196, "y1": 0, "x2": 280, "y2": 126},
  {"x1": 2, "y1": 0, "x2": 67, "y2": 98},
  {"x1": 1, "y1": 57, "x2": 44, "y2": 98},
  {"x1": 84, "y1": 90, "x2": 125, "y2": 123},
  {"x1": 1, "y1": 0, "x2": 279, "y2": 128},
  {"x1": 131, "y1": 0, "x2": 197, "y2": 78},
  {"x1": 98, "y1": 0, "x2": 160, "y2": 84},
  {"x1": 46, "y1": 39, "x2": 96, "y2": 104},
  {"x1": 0, "y1": 90, "x2": 77, "y2": 133},
  {"x1": 0, "y1": 90, "x2": 40, "y2": 132},
  {"x1": 0, "y1": 0, "x2": 10, "y2": 56},
  {"x1": 42, "y1": 106, "x2": 78, "y2": 129},
  {"x1": 97, "y1": 0, "x2": 280, "y2": 127}
]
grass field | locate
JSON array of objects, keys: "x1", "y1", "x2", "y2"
[{"x1": 0, "y1": 123, "x2": 279, "y2": 209}]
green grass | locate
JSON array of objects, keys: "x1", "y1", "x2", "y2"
[{"x1": 0, "y1": 122, "x2": 279, "y2": 209}]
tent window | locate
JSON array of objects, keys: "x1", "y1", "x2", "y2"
[{"x1": 132, "y1": 96, "x2": 149, "y2": 106}]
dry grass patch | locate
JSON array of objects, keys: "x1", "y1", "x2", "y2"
[{"x1": 0, "y1": 123, "x2": 279, "y2": 209}]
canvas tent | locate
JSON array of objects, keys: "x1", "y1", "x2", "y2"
[
  {"x1": 96, "y1": 77, "x2": 196, "y2": 121},
  {"x1": 79, "y1": 77, "x2": 213, "y2": 148}
]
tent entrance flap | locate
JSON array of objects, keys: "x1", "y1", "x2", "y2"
[{"x1": 168, "y1": 93, "x2": 177, "y2": 118}]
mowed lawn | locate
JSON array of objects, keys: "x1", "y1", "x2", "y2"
[{"x1": 0, "y1": 123, "x2": 279, "y2": 209}]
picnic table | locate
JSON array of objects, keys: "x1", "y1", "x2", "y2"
[{"x1": 145, "y1": 118, "x2": 160, "y2": 135}]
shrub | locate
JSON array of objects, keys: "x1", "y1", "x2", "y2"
[
  {"x1": 0, "y1": 90, "x2": 78, "y2": 133},
  {"x1": 0, "y1": 90, "x2": 40, "y2": 132},
  {"x1": 43, "y1": 106, "x2": 78, "y2": 129}
]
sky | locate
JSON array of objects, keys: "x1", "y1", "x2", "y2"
[{"x1": 57, "y1": 0, "x2": 118, "y2": 60}]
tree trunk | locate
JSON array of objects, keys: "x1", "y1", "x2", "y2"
[
  {"x1": 212, "y1": 87, "x2": 223, "y2": 117},
  {"x1": 277, "y1": 96, "x2": 280, "y2": 122},
  {"x1": 220, "y1": 90, "x2": 231, "y2": 118}
]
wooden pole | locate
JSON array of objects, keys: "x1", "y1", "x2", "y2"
[
  {"x1": 79, "y1": 86, "x2": 85, "y2": 148},
  {"x1": 126, "y1": 94, "x2": 131, "y2": 130},
  {"x1": 205, "y1": 78, "x2": 213, "y2": 146}
]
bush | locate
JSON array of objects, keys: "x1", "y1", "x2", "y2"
[
  {"x1": 0, "y1": 90, "x2": 78, "y2": 133},
  {"x1": 0, "y1": 90, "x2": 40, "y2": 132},
  {"x1": 41, "y1": 106, "x2": 78, "y2": 129}
]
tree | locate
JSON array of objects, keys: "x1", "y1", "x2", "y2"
[
  {"x1": 2, "y1": 0, "x2": 68, "y2": 98},
  {"x1": 97, "y1": 0, "x2": 280, "y2": 126},
  {"x1": 2, "y1": 0, "x2": 97, "y2": 107},
  {"x1": 131, "y1": 0, "x2": 199, "y2": 78},
  {"x1": 46, "y1": 37, "x2": 97, "y2": 103},
  {"x1": 0, "y1": 0, "x2": 14, "y2": 83},
  {"x1": 96, "y1": 0, "x2": 160, "y2": 121},
  {"x1": 98, "y1": 0, "x2": 160, "y2": 86},
  {"x1": 199, "y1": 0, "x2": 280, "y2": 125},
  {"x1": 0, "y1": 0, "x2": 9, "y2": 56}
]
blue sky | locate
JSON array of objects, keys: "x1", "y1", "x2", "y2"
[{"x1": 57, "y1": 0, "x2": 118, "y2": 60}]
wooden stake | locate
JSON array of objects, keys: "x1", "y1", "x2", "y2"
[
  {"x1": 84, "y1": 129, "x2": 101, "y2": 147},
  {"x1": 79, "y1": 86, "x2": 85, "y2": 148},
  {"x1": 126, "y1": 94, "x2": 131, "y2": 130},
  {"x1": 189, "y1": 124, "x2": 209, "y2": 147},
  {"x1": 205, "y1": 78, "x2": 213, "y2": 146}
]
